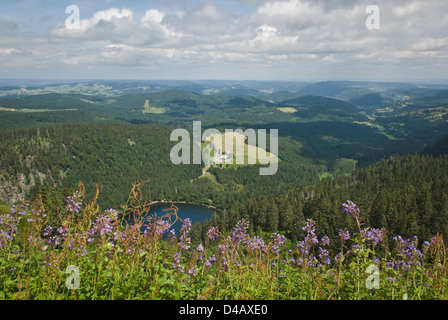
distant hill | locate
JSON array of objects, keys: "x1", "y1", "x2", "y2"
[
  {"x1": 0, "y1": 93, "x2": 108, "y2": 110},
  {"x1": 277, "y1": 94, "x2": 362, "y2": 119},
  {"x1": 297, "y1": 81, "x2": 420, "y2": 101},
  {"x1": 349, "y1": 92, "x2": 406, "y2": 108}
]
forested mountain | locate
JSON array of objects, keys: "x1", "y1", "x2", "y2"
[
  {"x1": 1, "y1": 80, "x2": 448, "y2": 249},
  {"x1": 0, "y1": 122, "x2": 325, "y2": 210}
]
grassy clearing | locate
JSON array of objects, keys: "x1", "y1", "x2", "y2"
[
  {"x1": 353, "y1": 121, "x2": 399, "y2": 140},
  {"x1": 203, "y1": 132, "x2": 279, "y2": 166},
  {"x1": 0, "y1": 107, "x2": 77, "y2": 113},
  {"x1": 142, "y1": 99, "x2": 165, "y2": 114},
  {"x1": 277, "y1": 107, "x2": 297, "y2": 113}
]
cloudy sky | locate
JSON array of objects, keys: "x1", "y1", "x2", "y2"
[{"x1": 0, "y1": 0, "x2": 447, "y2": 81}]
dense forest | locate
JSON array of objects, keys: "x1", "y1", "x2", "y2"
[
  {"x1": 218, "y1": 150, "x2": 448, "y2": 250},
  {"x1": 0, "y1": 122, "x2": 325, "y2": 210}
]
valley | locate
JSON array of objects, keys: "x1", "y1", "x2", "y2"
[
  {"x1": 1, "y1": 80, "x2": 448, "y2": 211},
  {"x1": 2, "y1": 79, "x2": 448, "y2": 301}
]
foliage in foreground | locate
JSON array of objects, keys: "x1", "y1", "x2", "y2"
[{"x1": 0, "y1": 182, "x2": 447, "y2": 300}]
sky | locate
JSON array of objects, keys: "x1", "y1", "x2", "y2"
[{"x1": 0, "y1": 0, "x2": 447, "y2": 82}]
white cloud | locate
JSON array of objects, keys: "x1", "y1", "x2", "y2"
[{"x1": 1, "y1": 0, "x2": 448, "y2": 80}]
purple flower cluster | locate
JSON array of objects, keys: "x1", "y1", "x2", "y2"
[
  {"x1": 172, "y1": 252, "x2": 184, "y2": 273},
  {"x1": 206, "y1": 226, "x2": 219, "y2": 243},
  {"x1": 244, "y1": 236, "x2": 267, "y2": 253},
  {"x1": 88, "y1": 214, "x2": 114, "y2": 241},
  {"x1": 342, "y1": 200, "x2": 360, "y2": 218},
  {"x1": 342, "y1": 200, "x2": 361, "y2": 231},
  {"x1": 297, "y1": 219, "x2": 318, "y2": 255},
  {"x1": 270, "y1": 233, "x2": 286, "y2": 255},
  {"x1": 339, "y1": 229, "x2": 350, "y2": 242},
  {"x1": 387, "y1": 235, "x2": 424, "y2": 270},
  {"x1": 65, "y1": 193, "x2": 82, "y2": 214},
  {"x1": 188, "y1": 267, "x2": 198, "y2": 279},
  {"x1": 361, "y1": 227, "x2": 385, "y2": 247},
  {"x1": 153, "y1": 219, "x2": 171, "y2": 235},
  {"x1": 0, "y1": 213, "x2": 18, "y2": 247},
  {"x1": 44, "y1": 224, "x2": 69, "y2": 246},
  {"x1": 43, "y1": 225, "x2": 52, "y2": 237},
  {"x1": 10, "y1": 203, "x2": 28, "y2": 216},
  {"x1": 196, "y1": 243, "x2": 204, "y2": 261},
  {"x1": 293, "y1": 219, "x2": 332, "y2": 268},
  {"x1": 205, "y1": 255, "x2": 217, "y2": 268},
  {"x1": 232, "y1": 219, "x2": 249, "y2": 245},
  {"x1": 178, "y1": 218, "x2": 191, "y2": 251},
  {"x1": 0, "y1": 203, "x2": 32, "y2": 247},
  {"x1": 318, "y1": 247, "x2": 331, "y2": 266}
]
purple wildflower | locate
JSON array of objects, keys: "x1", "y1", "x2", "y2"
[
  {"x1": 88, "y1": 213, "x2": 114, "y2": 241},
  {"x1": 270, "y1": 233, "x2": 286, "y2": 255},
  {"x1": 321, "y1": 235, "x2": 330, "y2": 246},
  {"x1": 297, "y1": 219, "x2": 318, "y2": 254},
  {"x1": 65, "y1": 193, "x2": 82, "y2": 214},
  {"x1": 339, "y1": 229, "x2": 350, "y2": 241},
  {"x1": 154, "y1": 219, "x2": 171, "y2": 235},
  {"x1": 318, "y1": 247, "x2": 330, "y2": 265},
  {"x1": 178, "y1": 218, "x2": 191, "y2": 251},
  {"x1": 205, "y1": 255, "x2": 217, "y2": 268},
  {"x1": 342, "y1": 200, "x2": 360, "y2": 217},
  {"x1": 188, "y1": 267, "x2": 198, "y2": 278},
  {"x1": 172, "y1": 252, "x2": 184, "y2": 272},
  {"x1": 244, "y1": 236, "x2": 267, "y2": 253},
  {"x1": 43, "y1": 226, "x2": 53, "y2": 237},
  {"x1": 232, "y1": 220, "x2": 249, "y2": 245},
  {"x1": 206, "y1": 226, "x2": 219, "y2": 243}
]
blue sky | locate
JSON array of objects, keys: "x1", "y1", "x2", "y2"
[{"x1": 1, "y1": 0, "x2": 448, "y2": 82}]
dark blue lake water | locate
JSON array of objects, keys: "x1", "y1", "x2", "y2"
[{"x1": 127, "y1": 202, "x2": 217, "y2": 235}]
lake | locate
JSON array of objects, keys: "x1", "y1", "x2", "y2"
[{"x1": 126, "y1": 202, "x2": 218, "y2": 235}]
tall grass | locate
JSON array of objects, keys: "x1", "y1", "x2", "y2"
[{"x1": 0, "y1": 182, "x2": 447, "y2": 300}]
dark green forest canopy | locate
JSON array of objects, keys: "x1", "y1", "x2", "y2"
[
  {"x1": 225, "y1": 150, "x2": 448, "y2": 247},
  {"x1": 0, "y1": 122, "x2": 324, "y2": 210}
]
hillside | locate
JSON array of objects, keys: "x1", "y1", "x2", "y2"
[
  {"x1": 0, "y1": 122, "x2": 324, "y2": 210},
  {"x1": 2, "y1": 82, "x2": 448, "y2": 212},
  {"x1": 226, "y1": 149, "x2": 448, "y2": 247}
]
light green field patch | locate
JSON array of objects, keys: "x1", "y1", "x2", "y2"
[
  {"x1": 204, "y1": 132, "x2": 279, "y2": 166},
  {"x1": 319, "y1": 172, "x2": 333, "y2": 181},
  {"x1": 202, "y1": 89, "x2": 220, "y2": 95},
  {"x1": 353, "y1": 121, "x2": 399, "y2": 140},
  {"x1": 142, "y1": 99, "x2": 165, "y2": 114},
  {"x1": 0, "y1": 107, "x2": 77, "y2": 113},
  {"x1": 277, "y1": 107, "x2": 297, "y2": 113},
  {"x1": 79, "y1": 98, "x2": 99, "y2": 104},
  {"x1": 353, "y1": 121, "x2": 385, "y2": 131}
]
